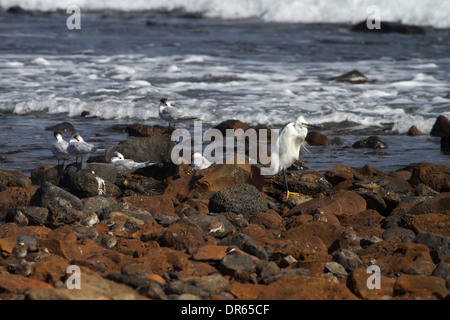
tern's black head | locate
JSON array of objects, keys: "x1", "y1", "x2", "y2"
[{"x1": 160, "y1": 98, "x2": 168, "y2": 104}]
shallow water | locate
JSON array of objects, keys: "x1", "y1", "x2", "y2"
[{"x1": 0, "y1": 6, "x2": 449, "y2": 176}]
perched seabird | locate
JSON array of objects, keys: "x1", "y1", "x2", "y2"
[
  {"x1": 208, "y1": 220, "x2": 224, "y2": 234},
  {"x1": 50, "y1": 132, "x2": 71, "y2": 165},
  {"x1": 12, "y1": 241, "x2": 27, "y2": 259},
  {"x1": 269, "y1": 115, "x2": 316, "y2": 199},
  {"x1": 67, "y1": 132, "x2": 97, "y2": 163},
  {"x1": 107, "y1": 219, "x2": 125, "y2": 233},
  {"x1": 158, "y1": 97, "x2": 196, "y2": 129},
  {"x1": 124, "y1": 219, "x2": 141, "y2": 238},
  {"x1": 13, "y1": 209, "x2": 29, "y2": 227},
  {"x1": 80, "y1": 212, "x2": 100, "y2": 227},
  {"x1": 101, "y1": 232, "x2": 117, "y2": 249},
  {"x1": 72, "y1": 222, "x2": 98, "y2": 240},
  {"x1": 191, "y1": 152, "x2": 213, "y2": 172},
  {"x1": 110, "y1": 151, "x2": 154, "y2": 174}
]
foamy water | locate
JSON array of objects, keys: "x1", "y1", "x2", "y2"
[
  {"x1": 0, "y1": 3, "x2": 449, "y2": 175},
  {"x1": 1, "y1": 0, "x2": 450, "y2": 28}
]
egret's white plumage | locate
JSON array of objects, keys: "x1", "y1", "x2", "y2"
[
  {"x1": 110, "y1": 151, "x2": 154, "y2": 174},
  {"x1": 191, "y1": 152, "x2": 213, "y2": 172},
  {"x1": 67, "y1": 132, "x2": 97, "y2": 163},
  {"x1": 50, "y1": 132, "x2": 70, "y2": 165},
  {"x1": 268, "y1": 115, "x2": 310, "y2": 199}
]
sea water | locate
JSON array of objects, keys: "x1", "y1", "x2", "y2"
[{"x1": 0, "y1": 0, "x2": 449, "y2": 175}]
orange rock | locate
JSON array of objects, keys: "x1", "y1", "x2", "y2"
[
  {"x1": 272, "y1": 236, "x2": 331, "y2": 263},
  {"x1": 164, "y1": 162, "x2": 264, "y2": 201},
  {"x1": 219, "y1": 282, "x2": 266, "y2": 300},
  {"x1": 249, "y1": 210, "x2": 284, "y2": 230},
  {"x1": 0, "y1": 222, "x2": 51, "y2": 240},
  {"x1": 191, "y1": 245, "x2": 230, "y2": 262},
  {"x1": 0, "y1": 187, "x2": 36, "y2": 216},
  {"x1": 377, "y1": 243, "x2": 436, "y2": 275},
  {"x1": 409, "y1": 163, "x2": 450, "y2": 192},
  {"x1": 408, "y1": 192, "x2": 450, "y2": 215},
  {"x1": 347, "y1": 268, "x2": 395, "y2": 300},
  {"x1": 137, "y1": 247, "x2": 190, "y2": 275},
  {"x1": 158, "y1": 218, "x2": 206, "y2": 252},
  {"x1": 406, "y1": 213, "x2": 450, "y2": 237},
  {"x1": 282, "y1": 221, "x2": 345, "y2": 250},
  {"x1": 256, "y1": 274, "x2": 358, "y2": 300},
  {"x1": 393, "y1": 274, "x2": 449, "y2": 300},
  {"x1": 0, "y1": 273, "x2": 53, "y2": 295},
  {"x1": 0, "y1": 237, "x2": 18, "y2": 254},
  {"x1": 122, "y1": 195, "x2": 178, "y2": 217},
  {"x1": 284, "y1": 191, "x2": 366, "y2": 219},
  {"x1": 29, "y1": 254, "x2": 71, "y2": 284}
]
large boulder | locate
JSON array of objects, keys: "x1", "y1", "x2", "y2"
[
  {"x1": 208, "y1": 184, "x2": 268, "y2": 220},
  {"x1": 409, "y1": 163, "x2": 450, "y2": 192},
  {"x1": 351, "y1": 20, "x2": 425, "y2": 34},
  {"x1": 430, "y1": 115, "x2": 450, "y2": 137}
]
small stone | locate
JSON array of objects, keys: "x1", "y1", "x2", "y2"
[
  {"x1": 332, "y1": 249, "x2": 362, "y2": 272},
  {"x1": 324, "y1": 262, "x2": 348, "y2": 278}
]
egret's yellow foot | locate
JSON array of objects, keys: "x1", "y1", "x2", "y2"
[{"x1": 286, "y1": 190, "x2": 299, "y2": 200}]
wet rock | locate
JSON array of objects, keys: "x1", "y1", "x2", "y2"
[
  {"x1": 409, "y1": 163, "x2": 450, "y2": 192},
  {"x1": 126, "y1": 123, "x2": 167, "y2": 137},
  {"x1": 306, "y1": 131, "x2": 330, "y2": 146},
  {"x1": 413, "y1": 232, "x2": 450, "y2": 264},
  {"x1": 30, "y1": 182, "x2": 83, "y2": 212},
  {"x1": 0, "y1": 169, "x2": 32, "y2": 192},
  {"x1": 218, "y1": 252, "x2": 255, "y2": 276},
  {"x1": 208, "y1": 184, "x2": 268, "y2": 220},
  {"x1": 441, "y1": 133, "x2": 450, "y2": 153},
  {"x1": 407, "y1": 125, "x2": 423, "y2": 136},
  {"x1": 0, "y1": 187, "x2": 36, "y2": 217},
  {"x1": 351, "y1": 20, "x2": 426, "y2": 34},
  {"x1": 330, "y1": 70, "x2": 375, "y2": 84},
  {"x1": 45, "y1": 121, "x2": 76, "y2": 133},
  {"x1": 30, "y1": 165, "x2": 61, "y2": 186},
  {"x1": 105, "y1": 133, "x2": 177, "y2": 180},
  {"x1": 68, "y1": 170, "x2": 121, "y2": 198},
  {"x1": 430, "y1": 115, "x2": 450, "y2": 137},
  {"x1": 352, "y1": 136, "x2": 388, "y2": 149},
  {"x1": 214, "y1": 119, "x2": 250, "y2": 135},
  {"x1": 393, "y1": 274, "x2": 448, "y2": 300}
]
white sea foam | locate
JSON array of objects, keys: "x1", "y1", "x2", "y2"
[{"x1": 1, "y1": 0, "x2": 450, "y2": 28}]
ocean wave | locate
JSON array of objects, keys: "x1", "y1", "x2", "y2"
[{"x1": 1, "y1": 0, "x2": 450, "y2": 28}]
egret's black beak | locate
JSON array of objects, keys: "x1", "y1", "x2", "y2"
[{"x1": 306, "y1": 124, "x2": 320, "y2": 129}]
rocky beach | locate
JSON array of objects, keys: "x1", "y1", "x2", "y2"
[{"x1": 0, "y1": 115, "x2": 449, "y2": 301}]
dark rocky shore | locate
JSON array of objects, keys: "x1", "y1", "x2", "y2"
[{"x1": 0, "y1": 117, "x2": 449, "y2": 300}]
